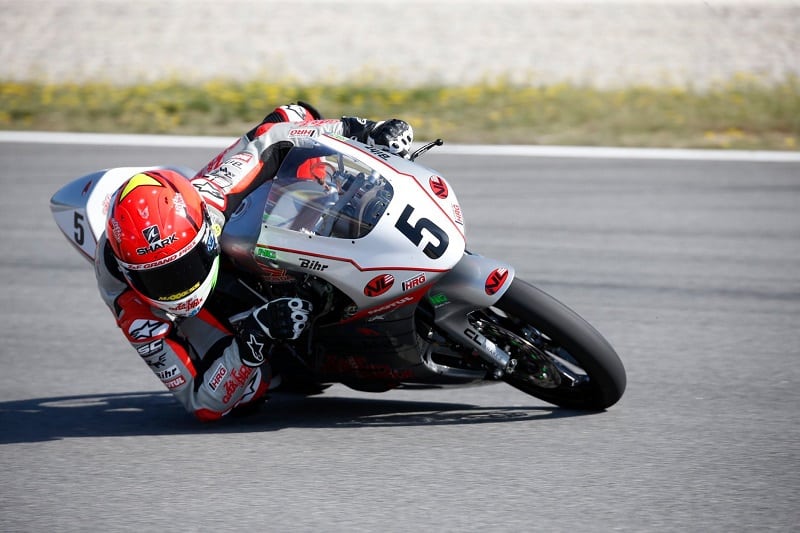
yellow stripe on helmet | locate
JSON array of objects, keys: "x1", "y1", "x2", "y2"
[{"x1": 119, "y1": 173, "x2": 163, "y2": 200}]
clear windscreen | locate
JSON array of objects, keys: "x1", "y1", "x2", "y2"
[{"x1": 263, "y1": 144, "x2": 394, "y2": 239}]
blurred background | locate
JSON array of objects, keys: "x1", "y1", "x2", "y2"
[{"x1": 2, "y1": 0, "x2": 799, "y2": 149}]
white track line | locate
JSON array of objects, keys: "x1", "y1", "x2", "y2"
[{"x1": 2, "y1": 130, "x2": 799, "y2": 162}]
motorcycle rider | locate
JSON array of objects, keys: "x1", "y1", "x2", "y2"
[{"x1": 97, "y1": 103, "x2": 414, "y2": 421}]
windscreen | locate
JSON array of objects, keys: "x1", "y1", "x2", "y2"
[{"x1": 263, "y1": 144, "x2": 394, "y2": 239}]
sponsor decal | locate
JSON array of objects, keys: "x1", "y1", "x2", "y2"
[
  {"x1": 231, "y1": 152, "x2": 254, "y2": 164},
  {"x1": 402, "y1": 273, "x2": 426, "y2": 292},
  {"x1": 256, "y1": 264, "x2": 295, "y2": 283},
  {"x1": 159, "y1": 282, "x2": 200, "y2": 302},
  {"x1": 204, "y1": 227, "x2": 216, "y2": 252},
  {"x1": 128, "y1": 319, "x2": 169, "y2": 341},
  {"x1": 299, "y1": 258, "x2": 328, "y2": 271},
  {"x1": 222, "y1": 365, "x2": 255, "y2": 404},
  {"x1": 142, "y1": 225, "x2": 159, "y2": 243},
  {"x1": 164, "y1": 375, "x2": 187, "y2": 390},
  {"x1": 367, "y1": 295, "x2": 414, "y2": 316},
  {"x1": 208, "y1": 363, "x2": 228, "y2": 391},
  {"x1": 137, "y1": 205, "x2": 150, "y2": 219},
  {"x1": 128, "y1": 220, "x2": 207, "y2": 268},
  {"x1": 102, "y1": 193, "x2": 111, "y2": 215},
  {"x1": 171, "y1": 297, "x2": 203, "y2": 314},
  {"x1": 485, "y1": 268, "x2": 510, "y2": 296},
  {"x1": 283, "y1": 104, "x2": 310, "y2": 121},
  {"x1": 255, "y1": 246, "x2": 277, "y2": 260},
  {"x1": 137, "y1": 225, "x2": 177, "y2": 255},
  {"x1": 144, "y1": 353, "x2": 167, "y2": 369},
  {"x1": 364, "y1": 274, "x2": 395, "y2": 297},
  {"x1": 125, "y1": 253, "x2": 181, "y2": 270},
  {"x1": 289, "y1": 128, "x2": 316, "y2": 137},
  {"x1": 245, "y1": 333, "x2": 265, "y2": 365},
  {"x1": 234, "y1": 368, "x2": 262, "y2": 407},
  {"x1": 172, "y1": 193, "x2": 187, "y2": 217},
  {"x1": 136, "y1": 339, "x2": 164, "y2": 357},
  {"x1": 452, "y1": 204, "x2": 464, "y2": 225},
  {"x1": 110, "y1": 219, "x2": 123, "y2": 243},
  {"x1": 366, "y1": 145, "x2": 391, "y2": 161},
  {"x1": 428, "y1": 293, "x2": 449, "y2": 308},
  {"x1": 220, "y1": 157, "x2": 245, "y2": 175},
  {"x1": 429, "y1": 176, "x2": 449, "y2": 199},
  {"x1": 156, "y1": 365, "x2": 180, "y2": 382},
  {"x1": 192, "y1": 180, "x2": 225, "y2": 205},
  {"x1": 302, "y1": 119, "x2": 340, "y2": 127}
]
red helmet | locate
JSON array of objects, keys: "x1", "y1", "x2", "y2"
[{"x1": 106, "y1": 170, "x2": 220, "y2": 317}]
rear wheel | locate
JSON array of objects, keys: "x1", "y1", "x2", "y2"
[{"x1": 470, "y1": 279, "x2": 626, "y2": 410}]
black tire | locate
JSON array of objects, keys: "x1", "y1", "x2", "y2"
[{"x1": 476, "y1": 278, "x2": 626, "y2": 410}]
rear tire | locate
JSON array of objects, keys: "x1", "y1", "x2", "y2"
[{"x1": 478, "y1": 279, "x2": 626, "y2": 410}]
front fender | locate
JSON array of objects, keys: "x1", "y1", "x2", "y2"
[
  {"x1": 431, "y1": 251, "x2": 515, "y2": 309},
  {"x1": 425, "y1": 252, "x2": 516, "y2": 370}
]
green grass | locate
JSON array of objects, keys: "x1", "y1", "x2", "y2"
[{"x1": 2, "y1": 75, "x2": 798, "y2": 150}]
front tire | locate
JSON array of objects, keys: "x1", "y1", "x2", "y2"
[{"x1": 473, "y1": 279, "x2": 626, "y2": 410}]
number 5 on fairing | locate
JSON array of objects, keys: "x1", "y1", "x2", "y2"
[
  {"x1": 395, "y1": 204, "x2": 449, "y2": 259},
  {"x1": 73, "y1": 211, "x2": 86, "y2": 245}
]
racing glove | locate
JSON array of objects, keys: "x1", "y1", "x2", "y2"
[
  {"x1": 235, "y1": 298, "x2": 313, "y2": 367},
  {"x1": 368, "y1": 119, "x2": 414, "y2": 158},
  {"x1": 341, "y1": 117, "x2": 414, "y2": 158},
  {"x1": 252, "y1": 297, "x2": 313, "y2": 341}
]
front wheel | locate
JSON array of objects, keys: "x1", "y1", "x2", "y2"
[{"x1": 471, "y1": 279, "x2": 626, "y2": 410}]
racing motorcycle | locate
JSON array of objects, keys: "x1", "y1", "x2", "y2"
[{"x1": 50, "y1": 133, "x2": 626, "y2": 410}]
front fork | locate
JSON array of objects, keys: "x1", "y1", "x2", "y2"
[{"x1": 428, "y1": 252, "x2": 518, "y2": 375}]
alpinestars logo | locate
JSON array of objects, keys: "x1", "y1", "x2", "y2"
[
  {"x1": 246, "y1": 333, "x2": 265, "y2": 364},
  {"x1": 137, "y1": 225, "x2": 177, "y2": 255},
  {"x1": 128, "y1": 319, "x2": 169, "y2": 341}
]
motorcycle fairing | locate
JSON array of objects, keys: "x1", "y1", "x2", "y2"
[{"x1": 254, "y1": 135, "x2": 468, "y2": 317}]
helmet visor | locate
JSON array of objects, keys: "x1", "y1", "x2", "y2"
[{"x1": 121, "y1": 226, "x2": 219, "y2": 302}]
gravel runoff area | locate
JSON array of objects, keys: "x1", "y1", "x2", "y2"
[{"x1": 2, "y1": 0, "x2": 799, "y2": 88}]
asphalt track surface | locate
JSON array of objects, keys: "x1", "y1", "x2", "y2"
[{"x1": 1, "y1": 138, "x2": 798, "y2": 531}]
